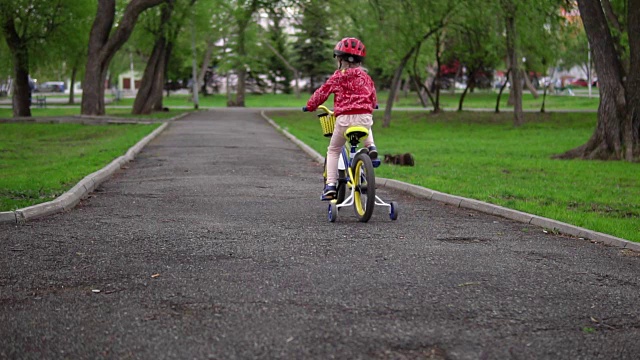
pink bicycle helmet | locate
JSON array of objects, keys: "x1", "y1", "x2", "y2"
[{"x1": 333, "y1": 37, "x2": 366, "y2": 63}]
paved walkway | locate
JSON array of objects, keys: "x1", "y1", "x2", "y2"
[{"x1": 1, "y1": 109, "x2": 638, "y2": 359}]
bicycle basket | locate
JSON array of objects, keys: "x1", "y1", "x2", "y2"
[{"x1": 318, "y1": 112, "x2": 336, "y2": 137}]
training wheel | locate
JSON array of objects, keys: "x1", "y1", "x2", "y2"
[
  {"x1": 389, "y1": 201, "x2": 399, "y2": 220},
  {"x1": 328, "y1": 202, "x2": 338, "y2": 222}
]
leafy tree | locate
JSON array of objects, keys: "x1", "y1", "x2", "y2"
[
  {"x1": 0, "y1": 40, "x2": 10, "y2": 79},
  {"x1": 370, "y1": 0, "x2": 454, "y2": 127},
  {"x1": 81, "y1": 0, "x2": 166, "y2": 116},
  {"x1": 293, "y1": 0, "x2": 334, "y2": 93},
  {"x1": 40, "y1": 2, "x2": 96, "y2": 104},
  {"x1": 443, "y1": 3, "x2": 503, "y2": 111},
  {"x1": 225, "y1": 0, "x2": 262, "y2": 106},
  {"x1": 495, "y1": 0, "x2": 566, "y2": 125},
  {"x1": 556, "y1": 20, "x2": 591, "y2": 82},
  {"x1": 264, "y1": 7, "x2": 293, "y2": 95},
  {"x1": 556, "y1": 0, "x2": 639, "y2": 160},
  {"x1": 132, "y1": 0, "x2": 200, "y2": 114},
  {"x1": 0, "y1": 0, "x2": 79, "y2": 117}
]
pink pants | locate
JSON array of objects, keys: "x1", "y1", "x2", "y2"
[{"x1": 326, "y1": 114, "x2": 375, "y2": 184}]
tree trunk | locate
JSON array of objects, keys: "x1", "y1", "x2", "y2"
[
  {"x1": 402, "y1": 78, "x2": 410, "y2": 98},
  {"x1": 68, "y1": 64, "x2": 77, "y2": 105},
  {"x1": 625, "y1": 0, "x2": 640, "y2": 160},
  {"x1": 432, "y1": 35, "x2": 443, "y2": 114},
  {"x1": 226, "y1": 73, "x2": 232, "y2": 104},
  {"x1": 11, "y1": 51, "x2": 31, "y2": 117},
  {"x1": 383, "y1": 50, "x2": 414, "y2": 127},
  {"x1": 410, "y1": 74, "x2": 429, "y2": 108},
  {"x1": 132, "y1": 37, "x2": 167, "y2": 114},
  {"x1": 81, "y1": 0, "x2": 165, "y2": 116},
  {"x1": 198, "y1": 39, "x2": 215, "y2": 93},
  {"x1": 409, "y1": 47, "x2": 435, "y2": 109},
  {"x1": 2, "y1": 16, "x2": 31, "y2": 117},
  {"x1": 556, "y1": 0, "x2": 639, "y2": 160},
  {"x1": 230, "y1": 1, "x2": 259, "y2": 107},
  {"x1": 383, "y1": 27, "x2": 442, "y2": 127},
  {"x1": 523, "y1": 70, "x2": 539, "y2": 98},
  {"x1": 495, "y1": 69, "x2": 511, "y2": 113},
  {"x1": 458, "y1": 69, "x2": 476, "y2": 111},
  {"x1": 234, "y1": 69, "x2": 246, "y2": 106},
  {"x1": 504, "y1": 5, "x2": 524, "y2": 126},
  {"x1": 132, "y1": 1, "x2": 174, "y2": 114},
  {"x1": 394, "y1": 78, "x2": 402, "y2": 103}
]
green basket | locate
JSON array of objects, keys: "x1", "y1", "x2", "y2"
[{"x1": 318, "y1": 113, "x2": 336, "y2": 137}]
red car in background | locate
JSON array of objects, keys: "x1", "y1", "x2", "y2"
[
  {"x1": 570, "y1": 78, "x2": 598, "y2": 87},
  {"x1": 570, "y1": 78, "x2": 588, "y2": 87}
]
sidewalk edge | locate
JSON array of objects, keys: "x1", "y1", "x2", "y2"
[
  {"x1": 1, "y1": 115, "x2": 183, "y2": 224},
  {"x1": 260, "y1": 110, "x2": 638, "y2": 251}
]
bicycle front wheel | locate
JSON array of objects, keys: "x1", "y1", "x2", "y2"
[{"x1": 351, "y1": 152, "x2": 376, "y2": 222}]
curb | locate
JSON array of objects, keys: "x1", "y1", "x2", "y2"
[
  {"x1": 260, "y1": 110, "x2": 639, "y2": 252},
  {"x1": 0, "y1": 112, "x2": 189, "y2": 224}
]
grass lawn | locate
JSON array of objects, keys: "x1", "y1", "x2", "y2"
[
  {"x1": 156, "y1": 90, "x2": 600, "y2": 111},
  {"x1": 1, "y1": 89, "x2": 599, "y2": 113},
  {"x1": 0, "y1": 106, "x2": 186, "y2": 119},
  {"x1": 266, "y1": 110, "x2": 640, "y2": 243},
  {"x1": 391, "y1": 90, "x2": 600, "y2": 111},
  {"x1": 0, "y1": 122, "x2": 160, "y2": 211}
]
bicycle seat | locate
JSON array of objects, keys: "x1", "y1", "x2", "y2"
[{"x1": 344, "y1": 126, "x2": 369, "y2": 141}]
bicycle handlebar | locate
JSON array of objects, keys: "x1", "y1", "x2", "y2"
[{"x1": 302, "y1": 104, "x2": 378, "y2": 113}]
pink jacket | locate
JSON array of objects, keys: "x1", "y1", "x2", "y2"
[{"x1": 306, "y1": 68, "x2": 377, "y2": 116}]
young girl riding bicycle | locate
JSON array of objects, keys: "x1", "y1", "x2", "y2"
[{"x1": 304, "y1": 37, "x2": 378, "y2": 201}]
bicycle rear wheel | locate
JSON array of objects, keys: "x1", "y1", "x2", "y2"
[
  {"x1": 351, "y1": 152, "x2": 376, "y2": 222},
  {"x1": 336, "y1": 169, "x2": 347, "y2": 204}
]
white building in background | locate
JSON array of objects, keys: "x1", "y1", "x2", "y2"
[{"x1": 118, "y1": 70, "x2": 143, "y2": 93}]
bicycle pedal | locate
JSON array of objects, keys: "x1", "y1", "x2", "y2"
[{"x1": 320, "y1": 193, "x2": 335, "y2": 201}]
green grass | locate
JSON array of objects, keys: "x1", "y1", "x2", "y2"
[
  {"x1": 0, "y1": 122, "x2": 160, "y2": 211},
  {"x1": 158, "y1": 90, "x2": 600, "y2": 110},
  {"x1": 391, "y1": 90, "x2": 600, "y2": 110},
  {"x1": 266, "y1": 110, "x2": 640, "y2": 242},
  {"x1": 1, "y1": 89, "x2": 600, "y2": 114},
  {"x1": 0, "y1": 106, "x2": 185, "y2": 119}
]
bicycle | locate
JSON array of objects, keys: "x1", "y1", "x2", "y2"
[{"x1": 303, "y1": 105, "x2": 398, "y2": 223}]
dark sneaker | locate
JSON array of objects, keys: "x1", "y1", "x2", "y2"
[
  {"x1": 368, "y1": 145, "x2": 378, "y2": 160},
  {"x1": 321, "y1": 184, "x2": 337, "y2": 201}
]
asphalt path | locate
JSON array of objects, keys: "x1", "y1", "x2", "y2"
[{"x1": 1, "y1": 109, "x2": 639, "y2": 359}]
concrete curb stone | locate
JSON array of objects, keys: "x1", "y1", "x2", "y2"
[
  {"x1": 0, "y1": 210, "x2": 17, "y2": 223},
  {"x1": 260, "y1": 110, "x2": 638, "y2": 251},
  {"x1": 0, "y1": 113, "x2": 189, "y2": 224}
]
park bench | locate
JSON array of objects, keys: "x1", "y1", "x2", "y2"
[{"x1": 35, "y1": 95, "x2": 47, "y2": 108}]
